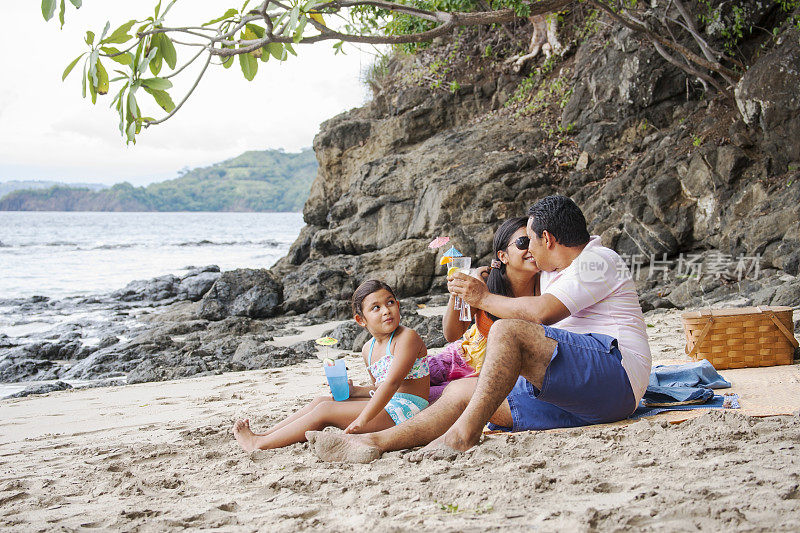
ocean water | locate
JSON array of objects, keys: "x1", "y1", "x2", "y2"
[{"x1": 0, "y1": 211, "x2": 305, "y2": 300}]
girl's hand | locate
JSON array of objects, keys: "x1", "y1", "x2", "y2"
[{"x1": 345, "y1": 417, "x2": 367, "y2": 434}]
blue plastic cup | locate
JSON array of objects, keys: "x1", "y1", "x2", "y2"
[{"x1": 324, "y1": 358, "x2": 350, "y2": 401}]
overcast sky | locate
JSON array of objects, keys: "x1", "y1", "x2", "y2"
[{"x1": 0, "y1": 2, "x2": 376, "y2": 185}]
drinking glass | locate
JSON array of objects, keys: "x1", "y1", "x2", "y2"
[
  {"x1": 450, "y1": 256, "x2": 472, "y2": 322},
  {"x1": 324, "y1": 358, "x2": 350, "y2": 401}
]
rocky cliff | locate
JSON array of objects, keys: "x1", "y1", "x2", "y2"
[{"x1": 262, "y1": 11, "x2": 800, "y2": 318}]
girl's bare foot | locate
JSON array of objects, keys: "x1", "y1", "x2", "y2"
[{"x1": 232, "y1": 419, "x2": 260, "y2": 452}]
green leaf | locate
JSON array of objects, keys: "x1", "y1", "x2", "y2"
[
  {"x1": 69, "y1": 0, "x2": 82, "y2": 7},
  {"x1": 154, "y1": 0, "x2": 162, "y2": 20},
  {"x1": 85, "y1": 30, "x2": 95, "y2": 45},
  {"x1": 88, "y1": 69, "x2": 97, "y2": 104},
  {"x1": 62, "y1": 53, "x2": 85, "y2": 81},
  {"x1": 284, "y1": 42, "x2": 297, "y2": 56},
  {"x1": 289, "y1": 6, "x2": 300, "y2": 32},
  {"x1": 59, "y1": 0, "x2": 65, "y2": 28},
  {"x1": 127, "y1": 91, "x2": 140, "y2": 119},
  {"x1": 245, "y1": 23, "x2": 265, "y2": 38},
  {"x1": 110, "y1": 82, "x2": 128, "y2": 108},
  {"x1": 101, "y1": 47, "x2": 133, "y2": 65},
  {"x1": 149, "y1": 49, "x2": 163, "y2": 75},
  {"x1": 88, "y1": 49, "x2": 99, "y2": 86},
  {"x1": 266, "y1": 42, "x2": 285, "y2": 61},
  {"x1": 126, "y1": 121, "x2": 137, "y2": 144},
  {"x1": 141, "y1": 77, "x2": 172, "y2": 90},
  {"x1": 99, "y1": 21, "x2": 111, "y2": 42},
  {"x1": 222, "y1": 55, "x2": 234, "y2": 69},
  {"x1": 239, "y1": 53, "x2": 258, "y2": 81},
  {"x1": 159, "y1": 35, "x2": 177, "y2": 69},
  {"x1": 161, "y1": 0, "x2": 178, "y2": 19},
  {"x1": 144, "y1": 87, "x2": 176, "y2": 112},
  {"x1": 103, "y1": 19, "x2": 136, "y2": 44},
  {"x1": 202, "y1": 8, "x2": 238, "y2": 27},
  {"x1": 292, "y1": 17, "x2": 308, "y2": 42},
  {"x1": 42, "y1": 0, "x2": 57, "y2": 21},
  {"x1": 138, "y1": 47, "x2": 158, "y2": 75},
  {"x1": 81, "y1": 62, "x2": 87, "y2": 97},
  {"x1": 96, "y1": 60, "x2": 109, "y2": 95}
]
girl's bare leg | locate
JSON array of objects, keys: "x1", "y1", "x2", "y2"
[
  {"x1": 249, "y1": 395, "x2": 333, "y2": 436},
  {"x1": 233, "y1": 399, "x2": 394, "y2": 451}
]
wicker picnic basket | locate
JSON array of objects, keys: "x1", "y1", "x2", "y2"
[{"x1": 682, "y1": 306, "x2": 798, "y2": 369}]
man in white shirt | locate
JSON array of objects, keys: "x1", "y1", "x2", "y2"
[{"x1": 309, "y1": 195, "x2": 651, "y2": 463}]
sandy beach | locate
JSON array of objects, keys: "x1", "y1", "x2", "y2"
[{"x1": 2, "y1": 307, "x2": 799, "y2": 531}]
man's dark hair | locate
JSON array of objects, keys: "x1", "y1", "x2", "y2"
[{"x1": 527, "y1": 195, "x2": 590, "y2": 247}]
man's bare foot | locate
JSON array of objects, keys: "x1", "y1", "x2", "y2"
[
  {"x1": 306, "y1": 431, "x2": 382, "y2": 463},
  {"x1": 407, "y1": 434, "x2": 461, "y2": 462},
  {"x1": 232, "y1": 419, "x2": 261, "y2": 452},
  {"x1": 407, "y1": 427, "x2": 480, "y2": 462}
]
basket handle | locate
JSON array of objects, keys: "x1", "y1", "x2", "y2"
[
  {"x1": 763, "y1": 310, "x2": 800, "y2": 348},
  {"x1": 685, "y1": 317, "x2": 714, "y2": 357}
]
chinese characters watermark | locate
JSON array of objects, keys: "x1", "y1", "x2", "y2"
[{"x1": 618, "y1": 253, "x2": 761, "y2": 282}]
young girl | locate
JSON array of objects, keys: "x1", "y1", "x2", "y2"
[{"x1": 232, "y1": 280, "x2": 430, "y2": 451}]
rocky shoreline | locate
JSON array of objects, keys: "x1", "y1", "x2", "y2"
[
  {"x1": 0, "y1": 266, "x2": 449, "y2": 397},
  {"x1": 2, "y1": 255, "x2": 798, "y2": 400}
]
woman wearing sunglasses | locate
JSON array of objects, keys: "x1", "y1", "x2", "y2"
[{"x1": 428, "y1": 217, "x2": 540, "y2": 402}]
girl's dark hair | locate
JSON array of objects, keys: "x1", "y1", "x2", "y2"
[
  {"x1": 352, "y1": 279, "x2": 397, "y2": 316},
  {"x1": 486, "y1": 216, "x2": 529, "y2": 321}
]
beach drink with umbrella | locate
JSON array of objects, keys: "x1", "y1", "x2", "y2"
[
  {"x1": 449, "y1": 256, "x2": 472, "y2": 322},
  {"x1": 317, "y1": 337, "x2": 349, "y2": 401}
]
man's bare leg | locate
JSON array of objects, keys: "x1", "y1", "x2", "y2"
[
  {"x1": 430, "y1": 319, "x2": 556, "y2": 453},
  {"x1": 308, "y1": 378, "x2": 513, "y2": 463}
]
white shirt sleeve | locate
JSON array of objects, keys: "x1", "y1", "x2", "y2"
[{"x1": 543, "y1": 252, "x2": 617, "y2": 315}]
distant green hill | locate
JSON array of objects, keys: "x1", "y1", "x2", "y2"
[
  {"x1": 0, "y1": 149, "x2": 317, "y2": 212},
  {"x1": 0, "y1": 180, "x2": 107, "y2": 199}
]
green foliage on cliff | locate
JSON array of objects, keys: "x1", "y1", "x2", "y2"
[{"x1": 0, "y1": 149, "x2": 317, "y2": 212}]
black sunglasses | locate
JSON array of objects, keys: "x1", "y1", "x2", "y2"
[{"x1": 512, "y1": 236, "x2": 530, "y2": 250}]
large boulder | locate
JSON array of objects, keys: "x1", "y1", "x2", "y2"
[
  {"x1": 199, "y1": 269, "x2": 283, "y2": 321},
  {"x1": 735, "y1": 27, "x2": 800, "y2": 172},
  {"x1": 563, "y1": 26, "x2": 687, "y2": 153},
  {"x1": 111, "y1": 274, "x2": 180, "y2": 302},
  {"x1": 177, "y1": 266, "x2": 221, "y2": 301}
]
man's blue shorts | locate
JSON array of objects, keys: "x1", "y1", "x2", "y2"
[{"x1": 488, "y1": 325, "x2": 637, "y2": 432}]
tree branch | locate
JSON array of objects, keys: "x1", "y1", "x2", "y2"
[
  {"x1": 144, "y1": 52, "x2": 212, "y2": 126},
  {"x1": 586, "y1": 0, "x2": 739, "y2": 86}
]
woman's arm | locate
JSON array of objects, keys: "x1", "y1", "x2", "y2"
[{"x1": 345, "y1": 328, "x2": 426, "y2": 433}]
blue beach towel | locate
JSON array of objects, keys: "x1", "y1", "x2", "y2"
[{"x1": 630, "y1": 359, "x2": 738, "y2": 419}]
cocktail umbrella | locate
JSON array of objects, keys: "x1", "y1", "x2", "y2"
[
  {"x1": 428, "y1": 236, "x2": 450, "y2": 249},
  {"x1": 442, "y1": 246, "x2": 462, "y2": 258},
  {"x1": 316, "y1": 337, "x2": 338, "y2": 364}
]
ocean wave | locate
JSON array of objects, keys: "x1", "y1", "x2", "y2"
[
  {"x1": 174, "y1": 239, "x2": 283, "y2": 247},
  {"x1": 4, "y1": 239, "x2": 287, "y2": 250},
  {"x1": 8, "y1": 241, "x2": 80, "y2": 248},
  {"x1": 90, "y1": 243, "x2": 137, "y2": 250}
]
